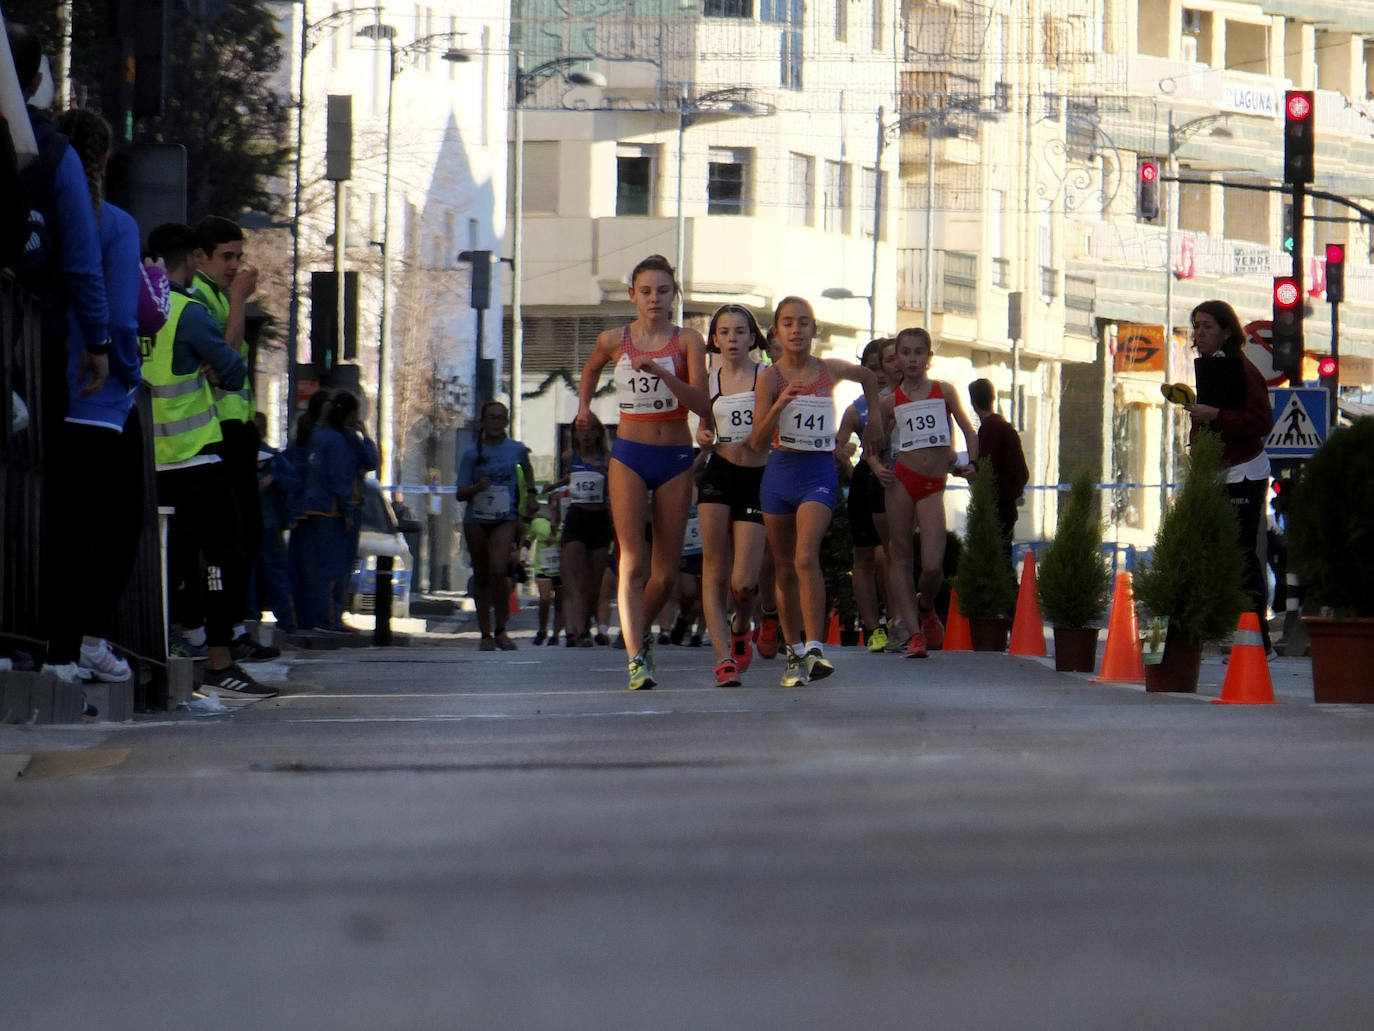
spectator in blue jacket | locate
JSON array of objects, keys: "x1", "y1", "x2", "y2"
[
  {"x1": 292, "y1": 391, "x2": 375, "y2": 631},
  {"x1": 39, "y1": 108, "x2": 145, "y2": 685}
]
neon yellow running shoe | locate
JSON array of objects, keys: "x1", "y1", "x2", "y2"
[
  {"x1": 628, "y1": 654, "x2": 656, "y2": 691},
  {"x1": 780, "y1": 648, "x2": 809, "y2": 687},
  {"x1": 866, "y1": 625, "x2": 889, "y2": 653}
]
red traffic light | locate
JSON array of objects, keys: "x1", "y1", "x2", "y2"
[
  {"x1": 1326, "y1": 243, "x2": 1345, "y2": 264},
  {"x1": 1286, "y1": 92, "x2": 1312, "y2": 121},
  {"x1": 1317, "y1": 355, "x2": 1338, "y2": 378},
  {"x1": 1140, "y1": 162, "x2": 1158, "y2": 183},
  {"x1": 1273, "y1": 278, "x2": 1301, "y2": 308}
]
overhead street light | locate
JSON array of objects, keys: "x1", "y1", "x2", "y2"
[
  {"x1": 356, "y1": 23, "x2": 470, "y2": 486},
  {"x1": 510, "y1": 54, "x2": 605, "y2": 440}
]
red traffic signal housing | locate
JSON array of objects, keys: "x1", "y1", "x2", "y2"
[
  {"x1": 1284, "y1": 89, "x2": 1315, "y2": 184},
  {"x1": 1271, "y1": 275, "x2": 1303, "y2": 375},
  {"x1": 1326, "y1": 244, "x2": 1345, "y2": 303},
  {"x1": 1137, "y1": 161, "x2": 1160, "y2": 220}
]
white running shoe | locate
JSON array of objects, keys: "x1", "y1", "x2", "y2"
[{"x1": 79, "y1": 640, "x2": 133, "y2": 682}]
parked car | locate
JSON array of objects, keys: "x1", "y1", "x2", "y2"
[{"x1": 347, "y1": 480, "x2": 421, "y2": 619}]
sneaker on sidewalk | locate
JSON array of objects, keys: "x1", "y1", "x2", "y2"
[
  {"x1": 804, "y1": 648, "x2": 835, "y2": 682},
  {"x1": 533, "y1": 630, "x2": 547, "y2": 646},
  {"x1": 730, "y1": 631, "x2": 753, "y2": 673},
  {"x1": 168, "y1": 633, "x2": 208, "y2": 660},
  {"x1": 714, "y1": 657, "x2": 741, "y2": 687},
  {"x1": 201, "y1": 663, "x2": 279, "y2": 698},
  {"x1": 883, "y1": 620, "x2": 912, "y2": 653},
  {"x1": 594, "y1": 632, "x2": 611, "y2": 646},
  {"x1": 866, "y1": 625, "x2": 889, "y2": 653},
  {"x1": 42, "y1": 662, "x2": 95, "y2": 684},
  {"x1": 905, "y1": 628, "x2": 929, "y2": 658},
  {"x1": 231, "y1": 633, "x2": 281, "y2": 663},
  {"x1": 79, "y1": 640, "x2": 132, "y2": 683},
  {"x1": 780, "y1": 648, "x2": 808, "y2": 687},
  {"x1": 755, "y1": 613, "x2": 781, "y2": 659}
]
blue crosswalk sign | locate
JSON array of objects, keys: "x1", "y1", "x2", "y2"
[{"x1": 1265, "y1": 388, "x2": 1328, "y2": 457}]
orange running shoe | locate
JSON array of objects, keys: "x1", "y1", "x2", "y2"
[
  {"x1": 755, "y1": 612, "x2": 781, "y2": 659},
  {"x1": 905, "y1": 628, "x2": 929, "y2": 658},
  {"x1": 921, "y1": 606, "x2": 945, "y2": 650},
  {"x1": 731, "y1": 630, "x2": 753, "y2": 673}
]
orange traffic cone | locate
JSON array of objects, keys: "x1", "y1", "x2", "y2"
[
  {"x1": 1094, "y1": 571, "x2": 1145, "y2": 683},
  {"x1": 825, "y1": 607, "x2": 842, "y2": 646},
  {"x1": 509, "y1": 589, "x2": 520, "y2": 616},
  {"x1": 1009, "y1": 552, "x2": 1048, "y2": 657},
  {"x1": 943, "y1": 587, "x2": 972, "y2": 652},
  {"x1": 1213, "y1": 612, "x2": 1278, "y2": 705}
]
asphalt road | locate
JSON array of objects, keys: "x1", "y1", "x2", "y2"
[{"x1": 3, "y1": 627, "x2": 1373, "y2": 1030}]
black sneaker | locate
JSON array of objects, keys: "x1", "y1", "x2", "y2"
[
  {"x1": 202, "y1": 663, "x2": 279, "y2": 698},
  {"x1": 231, "y1": 633, "x2": 281, "y2": 662}
]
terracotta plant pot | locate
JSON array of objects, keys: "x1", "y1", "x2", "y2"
[
  {"x1": 1144, "y1": 639, "x2": 1203, "y2": 693},
  {"x1": 968, "y1": 617, "x2": 1011, "y2": 652},
  {"x1": 1304, "y1": 616, "x2": 1374, "y2": 703},
  {"x1": 1052, "y1": 626, "x2": 1100, "y2": 673}
]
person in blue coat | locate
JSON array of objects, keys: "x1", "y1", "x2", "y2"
[
  {"x1": 41, "y1": 108, "x2": 143, "y2": 684},
  {"x1": 293, "y1": 392, "x2": 376, "y2": 631},
  {"x1": 252, "y1": 412, "x2": 300, "y2": 635}
]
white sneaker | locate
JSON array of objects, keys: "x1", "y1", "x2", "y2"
[
  {"x1": 79, "y1": 640, "x2": 133, "y2": 682},
  {"x1": 42, "y1": 662, "x2": 95, "y2": 684}
]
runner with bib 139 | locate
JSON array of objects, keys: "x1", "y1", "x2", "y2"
[
  {"x1": 878, "y1": 327, "x2": 978, "y2": 658},
  {"x1": 576, "y1": 255, "x2": 710, "y2": 690},
  {"x1": 749, "y1": 296, "x2": 884, "y2": 687}
]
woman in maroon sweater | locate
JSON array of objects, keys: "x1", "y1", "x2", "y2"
[{"x1": 1183, "y1": 299, "x2": 1274, "y2": 651}]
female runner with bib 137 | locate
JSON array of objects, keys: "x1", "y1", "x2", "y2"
[
  {"x1": 576, "y1": 255, "x2": 710, "y2": 690},
  {"x1": 749, "y1": 296, "x2": 884, "y2": 687}
]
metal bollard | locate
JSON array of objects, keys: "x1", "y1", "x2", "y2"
[
  {"x1": 373, "y1": 555, "x2": 394, "y2": 646},
  {"x1": 166, "y1": 656, "x2": 195, "y2": 707}
]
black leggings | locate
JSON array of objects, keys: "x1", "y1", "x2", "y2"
[
  {"x1": 1228, "y1": 476, "x2": 1270, "y2": 650},
  {"x1": 157, "y1": 461, "x2": 246, "y2": 648}
]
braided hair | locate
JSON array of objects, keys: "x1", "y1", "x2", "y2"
[{"x1": 54, "y1": 108, "x2": 112, "y2": 226}]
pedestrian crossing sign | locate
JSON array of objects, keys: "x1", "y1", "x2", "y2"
[{"x1": 1265, "y1": 388, "x2": 1328, "y2": 457}]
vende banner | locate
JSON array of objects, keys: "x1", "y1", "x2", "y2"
[{"x1": 1114, "y1": 324, "x2": 1165, "y2": 373}]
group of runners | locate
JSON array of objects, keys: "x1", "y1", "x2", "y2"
[{"x1": 456, "y1": 254, "x2": 981, "y2": 690}]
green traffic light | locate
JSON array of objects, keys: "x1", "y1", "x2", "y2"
[{"x1": 1283, "y1": 236, "x2": 1294, "y2": 252}]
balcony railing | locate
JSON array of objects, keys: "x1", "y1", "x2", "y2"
[{"x1": 896, "y1": 248, "x2": 979, "y2": 316}]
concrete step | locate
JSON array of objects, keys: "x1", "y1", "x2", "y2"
[{"x1": 0, "y1": 670, "x2": 133, "y2": 724}]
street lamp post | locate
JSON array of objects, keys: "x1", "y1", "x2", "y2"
[
  {"x1": 287, "y1": 4, "x2": 380, "y2": 442},
  {"x1": 673, "y1": 86, "x2": 770, "y2": 326},
  {"x1": 1162, "y1": 111, "x2": 1231, "y2": 510},
  {"x1": 510, "y1": 54, "x2": 604, "y2": 441},
  {"x1": 357, "y1": 25, "x2": 468, "y2": 486}
]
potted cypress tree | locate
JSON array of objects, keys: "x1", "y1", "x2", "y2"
[
  {"x1": 1286, "y1": 417, "x2": 1374, "y2": 703},
  {"x1": 955, "y1": 458, "x2": 1017, "y2": 650},
  {"x1": 1132, "y1": 432, "x2": 1250, "y2": 692},
  {"x1": 1037, "y1": 464, "x2": 1112, "y2": 672}
]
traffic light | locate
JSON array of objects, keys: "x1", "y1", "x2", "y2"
[
  {"x1": 1317, "y1": 353, "x2": 1338, "y2": 406},
  {"x1": 1325, "y1": 243, "x2": 1345, "y2": 303},
  {"x1": 1271, "y1": 275, "x2": 1302, "y2": 375},
  {"x1": 1138, "y1": 160, "x2": 1159, "y2": 221},
  {"x1": 1284, "y1": 90, "x2": 1314, "y2": 185}
]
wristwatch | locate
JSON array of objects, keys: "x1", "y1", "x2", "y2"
[{"x1": 86, "y1": 337, "x2": 112, "y2": 356}]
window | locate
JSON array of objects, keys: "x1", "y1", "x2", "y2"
[
  {"x1": 836, "y1": 0, "x2": 848, "y2": 42},
  {"x1": 708, "y1": 148, "x2": 749, "y2": 215},
  {"x1": 763, "y1": 0, "x2": 803, "y2": 90},
  {"x1": 872, "y1": 0, "x2": 885, "y2": 52},
  {"x1": 824, "y1": 160, "x2": 850, "y2": 233},
  {"x1": 705, "y1": 0, "x2": 752, "y2": 15},
  {"x1": 522, "y1": 142, "x2": 558, "y2": 214},
  {"x1": 616, "y1": 146, "x2": 654, "y2": 216},
  {"x1": 859, "y1": 166, "x2": 878, "y2": 237},
  {"x1": 789, "y1": 152, "x2": 815, "y2": 227}
]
